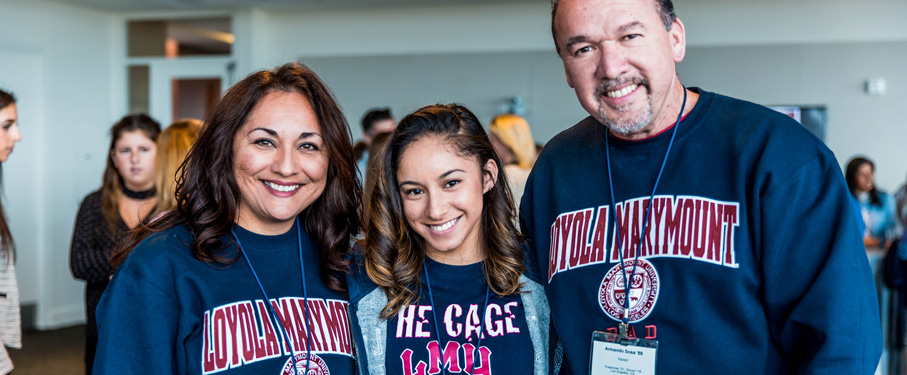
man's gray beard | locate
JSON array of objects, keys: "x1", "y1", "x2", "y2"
[{"x1": 596, "y1": 95, "x2": 655, "y2": 136}]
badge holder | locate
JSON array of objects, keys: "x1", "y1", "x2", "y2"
[{"x1": 588, "y1": 325, "x2": 658, "y2": 375}]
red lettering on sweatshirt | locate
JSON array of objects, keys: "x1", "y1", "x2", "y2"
[
  {"x1": 548, "y1": 195, "x2": 741, "y2": 282},
  {"x1": 201, "y1": 297, "x2": 353, "y2": 374}
]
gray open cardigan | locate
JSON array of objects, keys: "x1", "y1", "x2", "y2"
[
  {"x1": 346, "y1": 252, "x2": 552, "y2": 375},
  {"x1": 0, "y1": 251, "x2": 21, "y2": 375}
]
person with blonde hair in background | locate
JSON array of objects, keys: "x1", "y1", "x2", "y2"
[
  {"x1": 0, "y1": 89, "x2": 23, "y2": 375},
  {"x1": 152, "y1": 118, "x2": 202, "y2": 217},
  {"x1": 488, "y1": 114, "x2": 536, "y2": 214}
]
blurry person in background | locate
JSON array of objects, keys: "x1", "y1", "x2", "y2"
[
  {"x1": 846, "y1": 156, "x2": 900, "y2": 250},
  {"x1": 895, "y1": 171, "x2": 907, "y2": 228},
  {"x1": 0, "y1": 89, "x2": 23, "y2": 374},
  {"x1": 151, "y1": 118, "x2": 202, "y2": 219},
  {"x1": 355, "y1": 108, "x2": 395, "y2": 186},
  {"x1": 359, "y1": 131, "x2": 391, "y2": 225},
  {"x1": 488, "y1": 113, "x2": 537, "y2": 216},
  {"x1": 69, "y1": 114, "x2": 160, "y2": 374}
]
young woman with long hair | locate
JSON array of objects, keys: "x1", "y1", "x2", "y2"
[
  {"x1": 95, "y1": 63, "x2": 360, "y2": 375},
  {"x1": 0, "y1": 89, "x2": 23, "y2": 375},
  {"x1": 348, "y1": 104, "x2": 550, "y2": 375},
  {"x1": 69, "y1": 113, "x2": 161, "y2": 374}
]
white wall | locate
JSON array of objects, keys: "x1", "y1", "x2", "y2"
[
  {"x1": 258, "y1": 2, "x2": 552, "y2": 61},
  {"x1": 301, "y1": 51, "x2": 583, "y2": 144},
  {"x1": 0, "y1": 0, "x2": 115, "y2": 329},
  {"x1": 676, "y1": 0, "x2": 907, "y2": 191},
  {"x1": 253, "y1": 0, "x2": 907, "y2": 59},
  {"x1": 678, "y1": 42, "x2": 907, "y2": 192},
  {"x1": 680, "y1": 0, "x2": 907, "y2": 47}
]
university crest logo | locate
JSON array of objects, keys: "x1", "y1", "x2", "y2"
[
  {"x1": 281, "y1": 353, "x2": 330, "y2": 375},
  {"x1": 598, "y1": 259, "x2": 659, "y2": 322}
]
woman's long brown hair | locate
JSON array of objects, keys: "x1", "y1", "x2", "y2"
[
  {"x1": 363, "y1": 104, "x2": 524, "y2": 319},
  {"x1": 110, "y1": 63, "x2": 360, "y2": 292}
]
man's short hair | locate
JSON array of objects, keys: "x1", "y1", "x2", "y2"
[
  {"x1": 361, "y1": 108, "x2": 394, "y2": 135},
  {"x1": 551, "y1": 0, "x2": 677, "y2": 55}
]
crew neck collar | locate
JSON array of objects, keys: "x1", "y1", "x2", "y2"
[
  {"x1": 601, "y1": 88, "x2": 710, "y2": 152},
  {"x1": 232, "y1": 220, "x2": 299, "y2": 252},
  {"x1": 424, "y1": 255, "x2": 484, "y2": 281}
]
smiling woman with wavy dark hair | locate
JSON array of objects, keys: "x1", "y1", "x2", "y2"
[
  {"x1": 95, "y1": 63, "x2": 360, "y2": 375},
  {"x1": 347, "y1": 103, "x2": 551, "y2": 374}
]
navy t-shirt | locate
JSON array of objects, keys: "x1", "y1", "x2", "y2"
[{"x1": 384, "y1": 257, "x2": 534, "y2": 375}]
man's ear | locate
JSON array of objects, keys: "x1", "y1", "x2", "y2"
[{"x1": 670, "y1": 18, "x2": 686, "y2": 63}]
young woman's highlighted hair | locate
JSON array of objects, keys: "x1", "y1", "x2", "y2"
[{"x1": 348, "y1": 103, "x2": 552, "y2": 375}]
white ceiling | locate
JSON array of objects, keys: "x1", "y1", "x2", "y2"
[{"x1": 48, "y1": 0, "x2": 534, "y2": 12}]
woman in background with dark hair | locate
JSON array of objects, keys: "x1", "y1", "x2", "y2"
[
  {"x1": 0, "y1": 89, "x2": 23, "y2": 375},
  {"x1": 69, "y1": 114, "x2": 161, "y2": 374},
  {"x1": 846, "y1": 156, "x2": 900, "y2": 249},
  {"x1": 96, "y1": 63, "x2": 360, "y2": 375},
  {"x1": 348, "y1": 104, "x2": 550, "y2": 375}
]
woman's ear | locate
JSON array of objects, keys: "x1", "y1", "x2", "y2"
[
  {"x1": 483, "y1": 158, "x2": 499, "y2": 194},
  {"x1": 110, "y1": 150, "x2": 120, "y2": 169}
]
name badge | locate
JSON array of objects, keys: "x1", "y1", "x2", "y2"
[{"x1": 589, "y1": 331, "x2": 658, "y2": 375}]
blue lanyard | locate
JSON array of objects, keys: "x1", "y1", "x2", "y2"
[
  {"x1": 231, "y1": 217, "x2": 313, "y2": 373},
  {"x1": 423, "y1": 261, "x2": 491, "y2": 375},
  {"x1": 606, "y1": 88, "x2": 687, "y2": 327}
]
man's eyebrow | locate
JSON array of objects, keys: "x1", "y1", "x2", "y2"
[
  {"x1": 565, "y1": 35, "x2": 589, "y2": 50},
  {"x1": 564, "y1": 21, "x2": 645, "y2": 50},
  {"x1": 618, "y1": 21, "x2": 645, "y2": 34}
]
